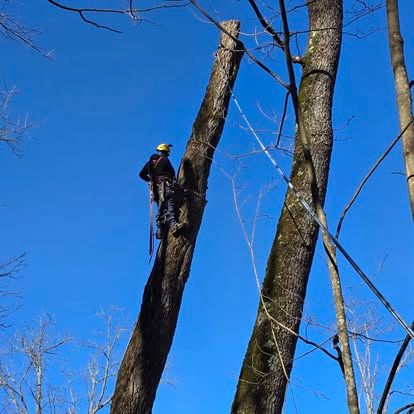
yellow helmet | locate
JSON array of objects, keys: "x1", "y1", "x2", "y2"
[{"x1": 156, "y1": 143, "x2": 172, "y2": 154}]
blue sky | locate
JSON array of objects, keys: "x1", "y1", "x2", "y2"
[{"x1": 1, "y1": 1, "x2": 414, "y2": 413}]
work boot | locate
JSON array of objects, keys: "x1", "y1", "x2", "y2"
[{"x1": 170, "y1": 222, "x2": 184, "y2": 237}]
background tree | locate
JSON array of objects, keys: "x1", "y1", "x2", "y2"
[
  {"x1": 0, "y1": 0, "x2": 48, "y2": 329},
  {"x1": 0, "y1": 310, "x2": 126, "y2": 414},
  {"x1": 231, "y1": 1, "x2": 344, "y2": 412},
  {"x1": 0, "y1": 0, "x2": 47, "y2": 156},
  {"x1": 385, "y1": 0, "x2": 414, "y2": 218}
]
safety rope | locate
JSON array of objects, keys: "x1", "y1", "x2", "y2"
[{"x1": 228, "y1": 87, "x2": 414, "y2": 340}]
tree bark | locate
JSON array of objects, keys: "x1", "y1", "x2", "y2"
[
  {"x1": 277, "y1": 0, "x2": 359, "y2": 411},
  {"x1": 231, "y1": 2, "x2": 343, "y2": 413},
  {"x1": 385, "y1": 0, "x2": 414, "y2": 219},
  {"x1": 110, "y1": 20, "x2": 243, "y2": 414}
]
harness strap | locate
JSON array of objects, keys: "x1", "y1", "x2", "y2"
[{"x1": 150, "y1": 156, "x2": 164, "y2": 184}]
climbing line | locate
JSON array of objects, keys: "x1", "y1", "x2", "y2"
[{"x1": 229, "y1": 89, "x2": 414, "y2": 340}]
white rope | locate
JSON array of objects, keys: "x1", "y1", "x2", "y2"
[{"x1": 229, "y1": 88, "x2": 414, "y2": 340}]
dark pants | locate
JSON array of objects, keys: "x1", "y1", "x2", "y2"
[{"x1": 154, "y1": 178, "x2": 178, "y2": 230}]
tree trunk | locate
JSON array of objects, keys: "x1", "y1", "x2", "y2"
[
  {"x1": 110, "y1": 20, "x2": 243, "y2": 414},
  {"x1": 385, "y1": 0, "x2": 414, "y2": 219},
  {"x1": 231, "y1": 2, "x2": 343, "y2": 413},
  {"x1": 277, "y1": 0, "x2": 359, "y2": 411}
]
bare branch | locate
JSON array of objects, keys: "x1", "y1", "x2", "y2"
[
  {"x1": 336, "y1": 116, "x2": 414, "y2": 239},
  {"x1": 246, "y1": 0, "x2": 284, "y2": 49},
  {"x1": 47, "y1": 0, "x2": 190, "y2": 33},
  {"x1": 223, "y1": 168, "x2": 341, "y2": 367},
  {"x1": 0, "y1": 87, "x2": 34, "y2": 157},
  {"x1": 0, "y1": 6, "x2": 49, "y2": 56},
  {"x1": 85, "y1": 308, "x2": 127, "y2": 414},
  {"x1": 0, "y1": 316, "x2": 71, "y2": 413},
  {"x1": 0, "y1": 252, "x2": 26, "y2": 279},
  {"x1": 188, "y1": 0, "x2": 289, "y2": 89},
  {"x1": 394, "y1": 403, "x2": 414, "y2": 414},
  {"x1": 377, "y1": 322, "x2": 414, "y2": 414},
  {"x1": 344, "y1": 1, "x2": 384, "y2": 28}
]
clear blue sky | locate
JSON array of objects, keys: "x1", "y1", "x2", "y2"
[{"x1": 1, "y1": 1, "x2": 414, "y2": 412}]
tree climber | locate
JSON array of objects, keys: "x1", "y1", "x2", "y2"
[{"x1": 139, "y1": 143, "x2": 183, "y2": 239}]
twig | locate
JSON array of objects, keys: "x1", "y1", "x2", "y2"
[
  {"x1": 394, "y1": 403, "x2": 414, "y2": 414},
  {"x1": 188, "y1": 0, "x2": 289, "y2": 89},
  {"x1": 222, "y1": 167, "x2": 340, "y2": 366},
  {"x1": 47, "y1": 0, "x2": 190, "y2": 32},
  {"x1": 246, "y1": 0, "x2": 284, "y2": 48},
  {"x1": 47, "y1": 0, "x2": 124, "y2": 33}
]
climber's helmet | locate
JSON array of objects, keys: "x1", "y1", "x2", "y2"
[{"x1": 156, "y1": 143, "x2": 172, "y2": 156}]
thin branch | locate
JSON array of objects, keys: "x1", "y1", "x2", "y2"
[
  {"x1": 47, "y1": 0, "x2": 190, "y2": 32},
  {"x1": 343, "y1": 1, "x2": 384, "y2": 28},
  {"x1": 221, "y1": 167, "x2": 341, "y2": 367},
  {"x1": 276, "y1": 91, "x2": 290, "y2": 147},
  {"x1": 0, "y1": 252, "x2": 26, "y2": 279},
  {"x1": 47, "y1": 0, "x2": 124, "y2": 33},
  {"x1": 0, "y1": 11, "x2": 49, "y2": 56},
  {"x1": 394, "y1": 403, "x2": 414, "y2": 414},
  {"x1": 246, "y1": 0, "x2": 284, "y2": 48},
  {"x1": 336, "y1": 116, "x2": 414, "y2": 239},
  {"x1": 188, "y1": 0, "x2": 289, "y2": 89},
  {"x1": 377, "y1": 321, "x2": 414, "y2": 414},
  {"x1": 0, "y1": 87, "x2": 34, "y2": 157}
]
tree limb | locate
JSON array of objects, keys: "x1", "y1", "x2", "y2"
[
  {"x1": 377, "y1": 321, "x2": 414, "y2": 414},
  {"x1": 336, "y1": 116, "x2": 414, "y2": 239},
  {"x1": 246, "y1": 0, "x2": 284, "y2": 49}
]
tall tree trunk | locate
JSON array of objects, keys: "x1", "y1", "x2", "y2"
[
  {"x1": 385, "y1": 0, "x2": 414, "y2": 219},
  {"x1": 231, "y1": 2, "x2": 343, "y2": 413},
  {"x1": 277, "y1": 0, "x2": 359, "y2": 411},
  {"x1": 110, "y1": 20, "x2": 243, "y2": 414}
]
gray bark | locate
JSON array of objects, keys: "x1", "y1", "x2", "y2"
[
  {"x1": 231, "y1": 2, "x2": 343, "y2": 413},
  {"x1": 385, "y1": 0, "x2": 414, "y2": 219},
  {"x1": 110, "y1": 20, "x2": 243, "y2": 414}
]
